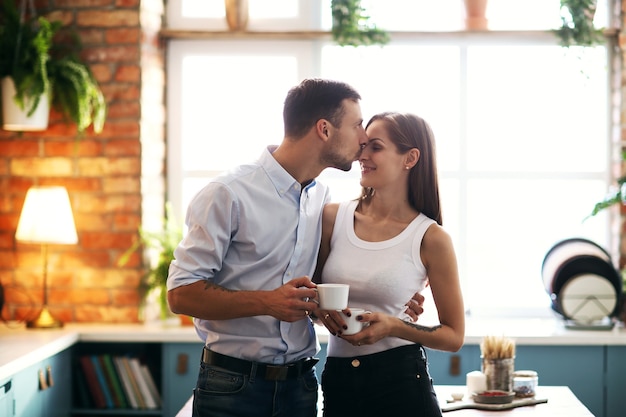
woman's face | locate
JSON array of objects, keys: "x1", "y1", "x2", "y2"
[{"x1": 360, "y1": 120, "x2": 408, "y2": 190}]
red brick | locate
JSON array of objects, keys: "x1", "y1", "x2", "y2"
[
  {"x1": 74, "y1": 28, "x2": 106, "y2": 45},
  {"x1": 103, "y1": 176, "x2": 141, "y2": 193},
  {"x1": 105, "y1": 138, "x2": 141, "y2": 156},
  {"x1": 115, "y1": 0, "x2": 140, "y2": 7},
  {"x1": 55, "y1": 0, "x2": 115, "y2": 7},
  {"x1": 81, "y1": 231, "x2": 136, "y2": 249},
  {"x1": 81, "y1": 45, "x2": 141, "y2": 63},
  {"x1": 90, "y1": 63, "x2": 113, "y2": 83},
  {"x1": 101, "y1": 83, "x2": 141, "y2": 101},
  {"x1": 75, "y1": 305, "x2": 140, "y2": 323},
  {"x1": 10, "y1": 157, "x2": 74, "y2": 176},
  {"x1": 105, "y1": 100, "x2": 140, "y2": 119},
  {"x1": 44, "y1": 139, "x2": 104, "y2": 156},
  {"x1": 106, "y1": 28, "x2": 141, "y2": 44},
  {"x1": 114, "y1": 64, "x2": 141, "y2": 81},
  {"x1": 112, "y1": 288, "x2": 142, "y2": 305},
  {"x1": 0, "y1": 139, "x2": 40, "y2": 157},
  {"x1": 113, "y1": 213, "x2": 141, "y2": 231},
  {"x1": 96, "y1": 120, "x2": 140, "y2": 138},
  {"x1": 77, "y1": 10, "x2": 139, "y2": 27}
]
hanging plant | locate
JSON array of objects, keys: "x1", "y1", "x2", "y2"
[
  {"x1": 331, "y1": 0, "x2": 389, "y2": 47},
  {"x1": 0, "y1": 0, "x2": 106, "y2": 133},
  {"x1": 556, "y1": 0, "x2": 603, "y2": 47}
]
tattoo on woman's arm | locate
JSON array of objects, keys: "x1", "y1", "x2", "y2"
[{"x1": 402, "y1": 321, "x2": 442, "y2": 333}]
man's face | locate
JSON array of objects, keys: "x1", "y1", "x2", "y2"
[{"x1": 320, "y1": 99, "x2": 368, "y2": 172}]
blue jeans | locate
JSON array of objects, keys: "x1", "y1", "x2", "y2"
[
  {"x1": 321, "y1": 344, "x2": 442, "y2": 417},
  {"x1": 192, "y1": 356, "x2": 319, "y2": 417}
]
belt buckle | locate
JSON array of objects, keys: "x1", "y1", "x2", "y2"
[{"x1": 264, "y1": 365, "x2": 289, "y2": 381}]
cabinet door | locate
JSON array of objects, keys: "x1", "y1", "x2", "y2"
[
  {"x1": 515, "y1": 345, "x2": 603, "y2": 417},
  {"x1": 43, "y1": 347, "x2": 72, "y2": 417},
  {"x1": 425, "y1": 345, "x2": 481, "y2": 386},
  {"x1": 162, "y1": 342, "x2": 204, "y2": 417},
  {"x1": 11, "y1": 349, "x2": 73, "y2": 417},
  {"x1": 606, "y1": 346, "x2": 626, "y2": 417},
  {"x1": 11, "y1": 361, "x2": 44, "y2": 417}
]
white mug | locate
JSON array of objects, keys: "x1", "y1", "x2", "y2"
[
  {"x1": 316, "y1": 283, "x2": 349, "y2": 310},
  {"x1": 339, "y1": 308, "x2": 370, "y2": 335}
]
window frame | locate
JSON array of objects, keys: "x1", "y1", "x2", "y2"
[{"x1": 164, "y1": 1, "x2": 619, "y2": 320}]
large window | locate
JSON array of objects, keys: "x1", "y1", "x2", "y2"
[{"x1": 166, "y1": 0, "x2": 615, "y2": 320}]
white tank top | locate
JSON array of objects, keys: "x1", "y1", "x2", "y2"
[{"x1": 322, "y1": 199, "x2": 436, "y2": 358}]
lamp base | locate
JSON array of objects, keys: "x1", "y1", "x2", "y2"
[{"x1": 26, "y1": 307, "x2": 63, "y2": 329}]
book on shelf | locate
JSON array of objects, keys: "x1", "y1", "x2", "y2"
[
  {"x1": 78, "y1": 355, "x2": 106, "y2": 409},
  {"x1": 90, "y1": 355, "x2": 115, "y2": 409},
  {"x1": 113, "y1": 356, "x2": 139, "y2": 409},
  {"x1": 100, "y1": 354, "x2": 129, "y2": 409},
  {"x1": 140, "y1": 363, "x2": 162, "y2": 408},
  {"x1": 73, "y1": 365, "x2": 93, "y2": 408},
  {"x1": 120, "y1": 356, "x2": 147, "y2": 409},
  {"x1": 128, "y1": 357, "x2": 159, "y2": 409}
]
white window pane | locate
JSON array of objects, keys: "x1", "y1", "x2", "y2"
[
  {"x1": 179, "y1": 48, "x2": 300, "y2": 172},
  {"x1": 321, "y1": 44, "x2": 461, "y2": 171},
  {"x1": 467, "y1": 45, "x2": 607, "y2": 173},
  {"x1": 181, "y1": 0, "x2": 224, "y2": 18},
  {"x1": 465, "y1": 179, "x2": 609, "y2": 312}
]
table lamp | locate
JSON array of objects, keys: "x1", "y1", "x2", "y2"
[{"x1": 15, "y1": 186, "x2": 78, "y2": 328}]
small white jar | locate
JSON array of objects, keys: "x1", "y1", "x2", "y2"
[{"x1": 512, "y1": 370, "x2": 538, "y2": 398}]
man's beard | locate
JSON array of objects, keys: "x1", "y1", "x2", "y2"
[{"x1": 320, "y1": 138, "x2": 358, "y2": 172}]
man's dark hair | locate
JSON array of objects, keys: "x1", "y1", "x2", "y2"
[{"x1": 283, "y1": 78, "x2": 361, "y2": 139}]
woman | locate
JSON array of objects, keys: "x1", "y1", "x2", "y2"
[{"x1": 313, "y1": 112, "x2": 465, "y2": 417}]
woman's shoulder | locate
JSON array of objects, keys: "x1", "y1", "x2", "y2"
[
  {"x1": 322, "y1": 202, "x2": 340, "y2": 223},
  {"x1": 422, "y1": 221, "x2": 454, "y2": 251}
]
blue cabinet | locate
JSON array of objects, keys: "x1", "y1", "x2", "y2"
[
  {"x1": 425, "y1": 345, "x2": 481, "y2": 386},
  {"x1": 162, "y1": 342, "x2": 204, "y2": 417},
  {"x1": 10, "y1": 347, "x2": 72, "y2": 417},
  {"x1": 515, "y1": 345, "x2": 603, "y2": 417},
  {"x1": 606, "y1": 346, "x2": 626, "y2": 417}
]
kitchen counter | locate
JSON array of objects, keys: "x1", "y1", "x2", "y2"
[
  {"x1": 175, "y1": 386, "x2": 594, "y2": 417},
  {"x1": 2, "y1": 317, "x2": 626, "y2": 381}
]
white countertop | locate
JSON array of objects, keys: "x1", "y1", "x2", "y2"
[{"x1": 2, "y1": 318, "x2": 626, "y2": 381}]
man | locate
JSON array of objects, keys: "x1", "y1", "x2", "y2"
[{"x1": 167, "y1": 78, "x2": 422, "y2": 417}]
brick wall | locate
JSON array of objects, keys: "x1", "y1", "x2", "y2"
[{"x1": 0, "y1": 0, "x2": 165, "y2": 324}]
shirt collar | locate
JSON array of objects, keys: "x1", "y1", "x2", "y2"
[{"x1": 260, "y1": 145, "x2": 302, "y2": 197}]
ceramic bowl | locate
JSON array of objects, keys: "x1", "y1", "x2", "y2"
[{"x1": 472, "y1": 390, "x2": 516, "y2": 404}]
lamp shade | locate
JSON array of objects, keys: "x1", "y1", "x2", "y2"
[{"x1": 15, "y1": 186, "x2": 78, "y2": 244}]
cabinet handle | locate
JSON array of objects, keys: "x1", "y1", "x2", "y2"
[
  {"x1": 38, "y1": 369, "x2": 48, "y2": 391},
  {"x1": 46, "y1": 365, "x2": 54, "y2": 388},
  {"x1": 176, "y1": 353, "x2": 189, "y2": 375}
]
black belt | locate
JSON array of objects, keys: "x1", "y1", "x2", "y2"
[{"x1": 201, "y1": 347, "x2": 318, "y2": 381}]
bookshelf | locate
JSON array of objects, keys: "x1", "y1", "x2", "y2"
[{"x1": 71, "y1": 342, "x2": 163, "y2": 417}]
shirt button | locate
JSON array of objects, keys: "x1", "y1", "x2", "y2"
[{"x1": 351, "y1": 359, "x2": 360, "y2": 368}]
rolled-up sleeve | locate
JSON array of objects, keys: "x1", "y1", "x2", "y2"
[{"x1": 167, "y1": 182, "x2": 237, "y2": 290}]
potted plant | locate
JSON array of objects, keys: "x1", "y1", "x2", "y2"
[
  {"x1": 586, "y1": 175, "x2": 626, "y2": 322},
  {"x1": 556, "y1": 0, "x2": 603, "y2": 47},
  {"x1": 119, "y1": 203, "x2": 184, "y2": 323},
  {"x1": 331, "y1": 0, "x2": 389, "y2": 47},
  {"x1": 0, "y1": 0, "x2": 106, "y2": 133}
]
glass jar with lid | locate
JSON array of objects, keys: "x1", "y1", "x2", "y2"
[{"x1": 512, "y1": 370, "x2": 538, "y2": 398}]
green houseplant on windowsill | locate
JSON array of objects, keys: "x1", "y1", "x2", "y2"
[
  {"x1": 586, "y1": 173, "x2": 626, "y2": 322},
  {"x1": 331, "y1": 0, "x2": 389, "y2": 47},
  {"x1": 556, "y1": 0, "x2": 604, "y2": 47},
  {"x1": 0, "y1": 0, "x2": 106, "y2": 133}
]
